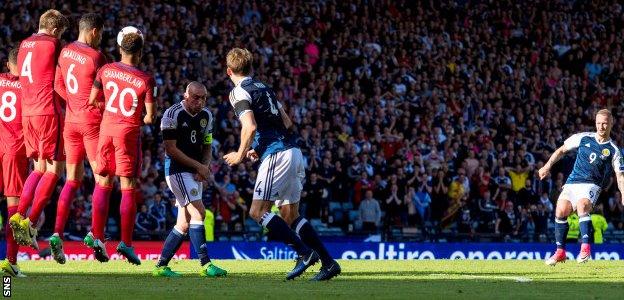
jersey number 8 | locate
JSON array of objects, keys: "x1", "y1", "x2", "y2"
[
  {"x1": 0, "y1": 91, "x2": 17, "y2": 122},
  {"x1": 105, "y1": 81, "x2": 138, "y2": 117}
]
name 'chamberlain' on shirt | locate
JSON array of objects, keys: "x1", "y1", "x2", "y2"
[{"x1": 103, "y1": 70, "x2": 144, "y2": 89}]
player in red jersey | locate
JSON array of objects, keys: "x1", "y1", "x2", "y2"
[
  {"x1": 9, "y1": 9, "x2": 69, "y2": 249},
  {"x1": 48, "y1": 13, "x2": 107, "y2": 264},
  {"x1": 0, "y1": 49, "x2": 28, "y2": 277},
  {"x1": 87, "y1": 28, "x2": 156, "y2": 265}
]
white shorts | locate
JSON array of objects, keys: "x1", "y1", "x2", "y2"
[
  {"x1": 165, "y1": 172, "x2": 203, "y2": 207},
  {"x1": 254, "y1": 148, "x2": 305, "y2": 207},
  {"x1": 558, "y1": 183, "x2": 601, "y2": 211}
]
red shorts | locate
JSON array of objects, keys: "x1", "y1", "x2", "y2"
[
  {"x1": 23, "y1": 115, "x2": 65, "y2": 161},
  {"x1": 64, "y1": 122, "x2": 100, "y2": 164},
  {"x1": 0, "y1": 152, "x2": 28, "y2": 197},
  {"x1": 95, "y1": 134, "x2": 142, "y2": 178}
]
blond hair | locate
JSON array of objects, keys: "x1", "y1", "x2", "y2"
[
  {"x1": 39, "y1": 9, "x2": 69, "y2": 32},
  {"x1": 596, "y1": 109, "x2": 613, "y2": 122},
  {"x1": 226, "y1": 48, "x2": 253, "y2": 76}
]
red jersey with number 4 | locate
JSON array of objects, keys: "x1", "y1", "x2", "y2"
[
  {"x1": 55, "y1": 41, "x2": 107, "y2": 124},
  {"x1": 0, "y1": 73, "x2": 24, "y2": 154},
  {"x1": 94, "y1": 62, "x2": 156, "y2": 137},
  {"x1": 17, "y1": 33, "x2": 62, "y2": 116}
]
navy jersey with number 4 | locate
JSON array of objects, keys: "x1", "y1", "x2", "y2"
[
  {"x1": 160, "y1": 102, "x2": 214, "y2": 176},
  {"x1": 229, "y1": 77, "x2": 295, "y2": 161},
  {"x1": 564, "y1": 132, "x2": 624, "y2": 189}
]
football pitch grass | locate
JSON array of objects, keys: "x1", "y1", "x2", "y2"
[{"x1": 9, "y1": 260, "x2": 624, "y2": 299}]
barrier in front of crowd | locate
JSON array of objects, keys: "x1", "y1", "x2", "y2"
[{"x1": 3, "y1": 241, "x2": 623, "y2": 261}]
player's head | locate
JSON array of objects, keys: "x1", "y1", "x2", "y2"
[
  {"x1": 38, "y1": 9, "x2": 69, "y2": 38},
  {"x1": 119, "y1": 32, "x2": 144, "y2": 62},
  {"x1": 7, "y1": 48, "x2": 18, "y2": 76},
  {"x1": 226, "y1": 48, "x2": 253, "y2": 78},
  {"x1": 79, "y1": 13, "x2": 104, "y2": 48},
  {"x1": 595, "y1": 109, "x2": 613, "y2": 138},
  {"x1": 184, "y1": 81, "x2": 207, "y2": 114}
]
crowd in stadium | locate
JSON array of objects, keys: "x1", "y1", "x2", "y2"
[{"x1": 2, "y1": 0, "x2": 624, "y2": 243}]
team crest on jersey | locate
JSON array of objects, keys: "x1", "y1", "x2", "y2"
[
  {"x1": 200, "y1": 119, "x2": 207, "y2": 128},
  {"x1": 190, "y1": 188, "x2": 199, "y2": 197},
  {"x1": 602, "y1": 149, "x2": 610, "y2": 157}
]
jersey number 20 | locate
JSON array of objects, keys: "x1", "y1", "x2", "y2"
[{"x1": 105, "y1": 82, "x2": 138, "y2": 117}]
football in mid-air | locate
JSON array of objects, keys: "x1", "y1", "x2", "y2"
[{"x1": 117, "y1": 26, "x2": 143, "y2": 46}]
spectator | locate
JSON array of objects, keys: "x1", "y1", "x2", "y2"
[
  {"x1": 359, "y1": 190, "x2": 381, "y2": 232},
  {"x1": 149, "y1": 193, "x2": 167, "y2": 231},
  {"x1": 136, "y1": 204, "x2": 159, "y2": 239},
  {"x1": 592, "y1": 204, "x2": 608, "y2": 244}
]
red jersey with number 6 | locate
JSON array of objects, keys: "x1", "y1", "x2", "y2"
[
  {"x1": 17, "y1": 33, "x2": 62, "y2": 116},
  {"x1": 93, "y1": 62, "x2": 156, "y2": 137},
  {"x1": 55, "y1": 41, "x2": 107, "y2": 124},
  {"x1": 0, "y1": 73, "x2": 24, "y2": 154}
]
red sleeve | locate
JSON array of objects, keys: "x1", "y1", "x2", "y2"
[
  {"x1": 144, "y1": 76, "x2": 156, "y2": 103},
  {"x1": 93, "y1": 67, "x2": 104, "y2": 90},
  {"x1": 54, "y1": 64, "x2": 67, "y2": 101}
]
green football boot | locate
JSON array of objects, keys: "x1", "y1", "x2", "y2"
[
  {"x1": 117, "y1": 242, "x2": 141, "y2": 265},
  {"x1": 153, "y1": 266, "x2": 182, "y2": 277},
  {"x1": 200, "y1": 263, "x2": 227, "y2": 277},
  {"x1": 49, "y1": 233, "x2": 66, "y2": 264}
]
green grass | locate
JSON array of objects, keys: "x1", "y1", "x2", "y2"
[{"x1": 7, "y1": 260, "x2": 624, "y2": 299}]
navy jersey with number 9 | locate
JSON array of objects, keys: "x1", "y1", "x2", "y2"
[
  {"x1": 229, "y1": 77, "x2": 295, "y2": 161},
  {"x1": 564, "y1": 132, "x2": 624, "y2": 189}
]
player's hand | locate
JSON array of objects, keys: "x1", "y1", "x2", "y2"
[
  {"x1": 196, "y1": 164, "x2": 210, "y2": 180},
  {"x1": 224, "y1": 151, "x2": 244, "y2": 166},
  {"x1": 537, "y1": 166, "x2": 550, "y2": 180},
  {"x1": 246, "y1": 149, "x2": 259, "y2": 162},
  {"x1": 143, "y1": 114, "x2": 154, "y2": 125}
]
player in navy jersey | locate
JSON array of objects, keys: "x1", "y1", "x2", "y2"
[
  {"x1": 539, "y1": 109, "x2": 624, "y2": 265},
  {"x1": 154, "y1": 82, "x2": 226, "y2": 277},
  {"x1": 224, "y1": 48, "x2": 340, "y2": 281}
]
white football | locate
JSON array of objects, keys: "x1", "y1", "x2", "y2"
[{"x1": 117, "y1": 26, "x2": 144, "y2": 46}]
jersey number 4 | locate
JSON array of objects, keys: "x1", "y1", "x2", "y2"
[{"x1": 266, "y1": 92, "x2": 278, "y2": 115}]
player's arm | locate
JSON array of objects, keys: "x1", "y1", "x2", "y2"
[
  {"x1": 224, "y1": 111, "x2": 257, "y2": 166},
  {"x1": 54, "y1": 65, "x2": 67, "y2": 101},
  {"x1": 161, "y1": 116, "x2": 209, "y2": 179},
  {"x1": 612, "y1": 150, "x2": 624, "y2": 205},
  {"x1": 277, "y1": 101, "x2": 292, "y2": 129},
  {"x1": 144, "y1": 80, "x2": 157, "y2": 125},
  {"x1": 224, "y1": 91, "x2": 257, "y2": 166},
  {"x1": 538, "y1": 134, "x2": 582, "y2": 179},
  {"x1": 89, "y1": 69, "x2": 105, "y2": 108},
  {"x1": 201, "y1": 120, "x2": 214, "y2": 166}
]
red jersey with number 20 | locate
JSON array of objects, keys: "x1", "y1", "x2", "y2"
[
  {"x1": 94, "y1": 62, "x2": 156, "y2": 137},
  {"x1": 0, "y1": 73, "x2": 24, "y2": 154},
  {"x1": 17, "y1": 33, "x2": 62, "y2": 116},
  {"x1": 55, "y1": 41, "x2": 107, "y2": 124}
]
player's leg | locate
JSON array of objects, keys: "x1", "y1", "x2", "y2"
[
  {"x1": 186, "y1": 200, "x2": 227, "y2": 277},
  {"x1": 281, "y1": 203, "x2": 341, "y2": 281},
  {"x1": 546, "y1": 186, "x2": 574, "y2": 266},
  {"x1": 26, "y1": 115, "x2": 66, "y2": 237},
  {"x1": 116, "y1": 175, "x2": 141, "y2": 265},
  {"x1": 50, "y1": 125, "x2": 87, "y2": 264},
  {"x1": 14, "y1": 116, "x2": 44, "y2": 220},
  {"x1": 10, "y1": 158, "x2": 44, "y2": 247},
  {"x1": 84, "y1": 135, "x2": 115, "y2": 262},
  {"x1": 1, "y1": 153, "x2": 27, "y2": 277},
  {"x1": 154, "y1": 205, "x2": 188, "y2": 277},
  {"x1": 576, "y1": 195, "x2": 595, "y2": 263}
]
